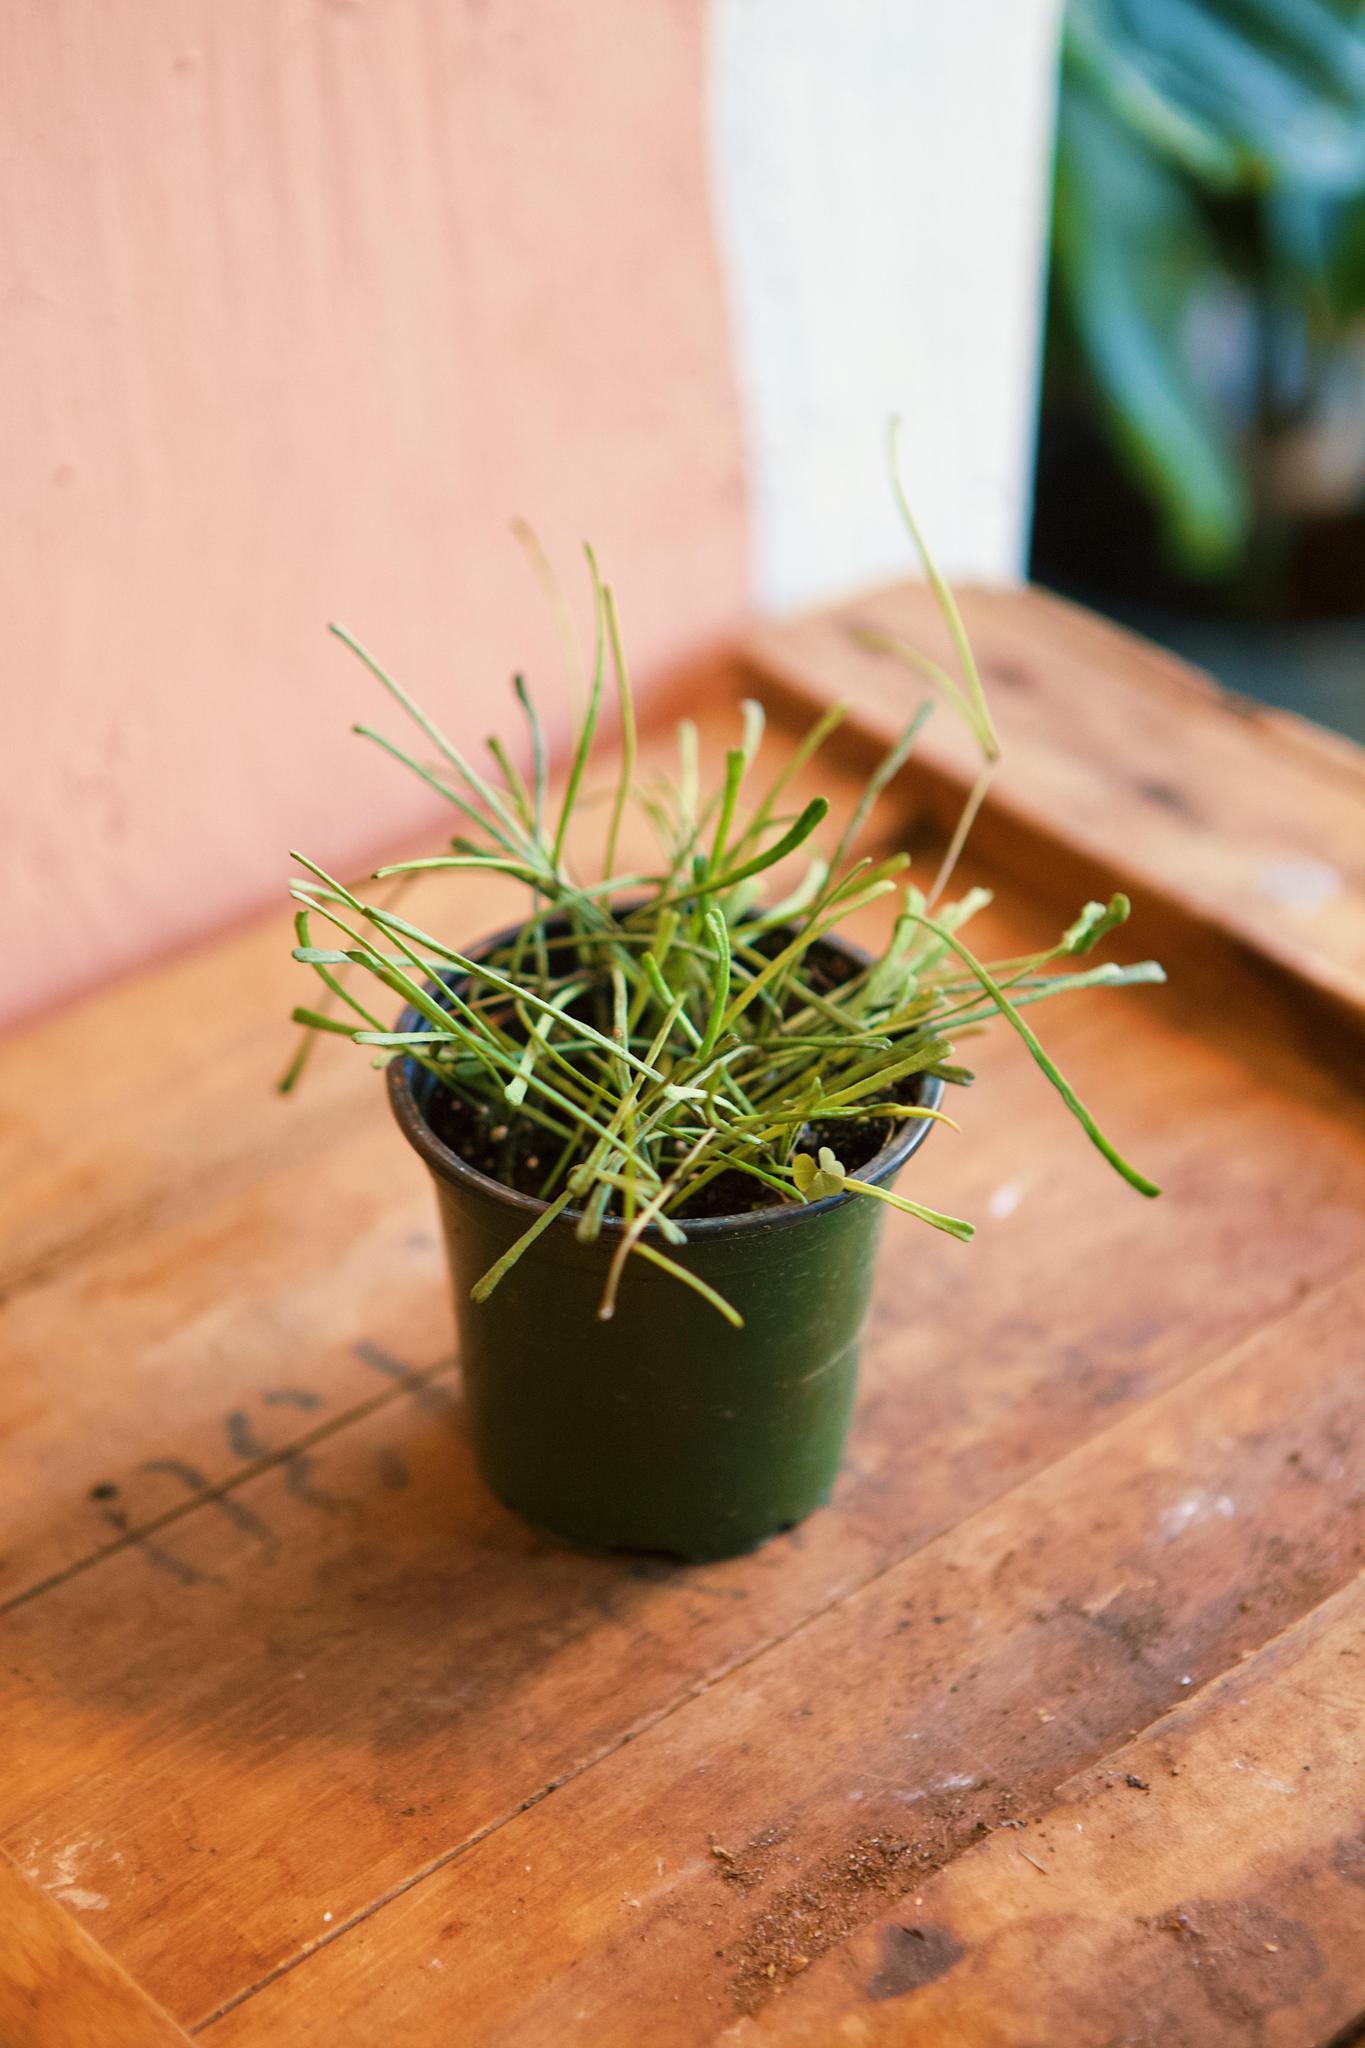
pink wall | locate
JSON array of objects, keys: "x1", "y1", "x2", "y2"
[{"x1": 1, "y1": 1, "x2": 748, "y2": 1033}]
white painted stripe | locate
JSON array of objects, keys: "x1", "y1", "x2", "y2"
[{"x1": 707, "y1": 0, "x2": 1062, "y2": 612}]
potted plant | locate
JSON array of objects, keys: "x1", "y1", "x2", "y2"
[{"x1": 284, "y1": 464, "x2": 1163, "y2": 1561}]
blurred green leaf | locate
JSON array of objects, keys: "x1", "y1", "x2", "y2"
[
  {"x1": 1071, "y1": 0, "x2": 1365, "y2": 187},
  {"x1": 1053, "y1": 0, "x2": 1365, "y2": 576},
  {"x1": 1054, "y1": 77, "x2": 1252, "y2": 571}
]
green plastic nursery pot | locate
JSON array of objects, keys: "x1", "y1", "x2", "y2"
[{"x1": 387, "y1": 926, "x2": 943, "y2": 1563}]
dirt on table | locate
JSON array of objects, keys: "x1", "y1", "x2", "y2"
[{"x1": 715, "y1": 1787, "x2": 1024, "y2": 2017}]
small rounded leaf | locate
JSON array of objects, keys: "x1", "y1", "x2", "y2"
[{"x1": 794, "y1": 1147, "x2": 846, "y2": 1199}]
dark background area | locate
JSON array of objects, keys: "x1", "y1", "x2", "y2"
[{"x1": 1030, "y1": 0, "x2": 1365, "y2": 740}]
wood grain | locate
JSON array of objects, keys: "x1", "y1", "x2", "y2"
[
  {"x1": 0, "y1": 862, "x2": 527, "y2": 1300},
  {"x1": 0, "y1": 1851, "x2": 192, "y2": 2048},
  {"x1": 0, "y1": 1111, "x2": 454, "y2": 1607},
  {"x1": 199, "y1": 1265, "x2": 1365, "y2": 2044},
  {"x1": 3, "y1": 866, "x2": 1362, "y2": 2026},
  {"x1": 741, "y1": 1573, "x2": 1365, "y2": 2047}
]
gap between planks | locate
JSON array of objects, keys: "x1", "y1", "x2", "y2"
[
  {"x1": 0, "y1": 1850, "x2": 195, "y2": 2048},
  {"x1": 189, "y1": 1255, "x2": 1365, "y2": 2036},
  {"x1": 0, "y1": 1350, "x2": 454, "y2": 1618}
]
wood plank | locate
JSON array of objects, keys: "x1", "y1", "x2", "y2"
[
  {"x1": 744, "y1": 583, "x2": 1365, "y2": 1028},
  {"x1": 0, "y1": 861, "x2": 528, "y2": 1300},
  {"x1": 2, "y1": 864, "x2": 1362, "y2": 2025},
  {"x1": 740, "y1": 1574, "x2": 1365, "y2": 2047},
  {"x1": 198, "y1": 1264, "x2": 1365, "y2": 2046},
  {"x1": 0, "y1": 1851, "x2": 192, "y2": 2048},
  {"x1": 0, "y1": 1111, "x2": 454, "y2": 1607},
  {"x1": 2, "y1": 1048, "x2": 1358, "y2": 2023},
  {"x1": 3, "y1": 1020, "x2": 1359, "y2": 2028}
]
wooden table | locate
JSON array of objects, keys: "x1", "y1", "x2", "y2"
[{"x1": 3, "y1": 587, "x2": 1364, "y2": 2047}]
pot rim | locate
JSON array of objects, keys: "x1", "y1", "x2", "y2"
[{"x1": 386, "y1": 912, "x2": 945, "y2": 1242}]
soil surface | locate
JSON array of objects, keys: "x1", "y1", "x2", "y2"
[
  {"x1": 425, "y1": 1085, "x2": 911, "y2": 1220},
  {"x1": 419, "y1": 924, "x2": 936, "y2": 1221}
]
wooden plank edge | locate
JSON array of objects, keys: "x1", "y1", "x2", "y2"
[
  {"x1": 740, "y1": 596, "x2": 1365, "y2": 1044},
  {"x1": 1025, "y1": 581, "x2": 1365, "y2": 794},
  {"x1": 0, "y1": 1851, "x2": 194, "y2": 2048}
]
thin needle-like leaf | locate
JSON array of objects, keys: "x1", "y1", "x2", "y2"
[
  {"x1": 286, "y1": 494, "x2": 1164, "y2": 1318},
  {"x1": 906, "y1": 911, "x2": 1161, "y2": 1196},
  {"x1": 511, "y1": 518, "x2": 586, "y2": 716},
  {"x1": 886, "y1": 418, "x2": 1001, "y2": 762},
  {"x1": 633, "y1": 1242, "x2": 744, "y2": 1327},
  {"x1": 331, "y1": 623, "x2": 534, "y2": 852},
  {"x1": 827, "y1": 701, "x2": 933, "y2": 877},
  {"x1": 652, "y1": 797, "x2": 830, "y2": 910},
  {"x1": 471, "y1": 1187, "x2": 577, "y2": 1302},
  {"x1": 926, "y1": 761, "x2": 995, "y2": 908},
  {"x1": 552, "y1": 546, "x2": 607, "y2": 870},
  {"x1": 602, "y1": 583, "x2": 637, "y2": 883}
]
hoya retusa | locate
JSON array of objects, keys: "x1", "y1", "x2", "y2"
[{"x1": 284, "y1": 438, "x2": 1162, "y2": 1332}]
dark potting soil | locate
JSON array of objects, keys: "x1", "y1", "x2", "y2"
[
  {"x1": 424, "y1": 1084, "x2": 908, "y2": 1222},
  {"x1": 418, "y1": 930, "x2": 925, "y2": 1224}
]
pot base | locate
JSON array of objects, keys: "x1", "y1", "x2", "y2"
[
  {"x1": 495, "y1": 1498, "x2": 826, "y2": 1567},
  {"x1": 481, "y1": 1472, "x2": 837, "y2": 1567}
]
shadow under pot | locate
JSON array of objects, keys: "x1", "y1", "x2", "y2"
[{"x1": 387, "y1": 915, "x2": 943, "y2": 1563}]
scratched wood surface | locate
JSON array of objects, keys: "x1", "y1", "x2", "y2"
[
  {"x1": 1, "y1": 589, "x2": 1362, "y2": 2045},
  {"x1": 741, "y1": 1573, "x2": 1365, "y2": 2047},
  {"x1": 0, "y1": 1853, "x2": 192, "y2": 2048}
]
